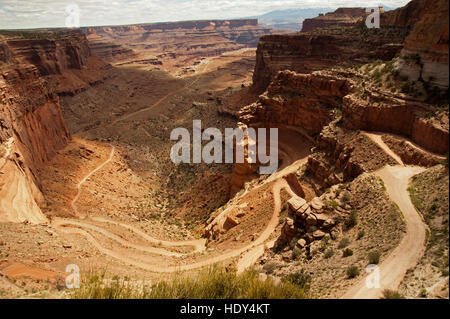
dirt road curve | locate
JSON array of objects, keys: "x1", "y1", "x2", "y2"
[
  {"x1": 342, "y1": 132, "x2": 427, "y2": 298},
  {"x1": 69, "y1": 146, "x2": 115, "y2": 217},
  {"x1": 55, "y1": 176, "x2": 295, "y2": 272}
]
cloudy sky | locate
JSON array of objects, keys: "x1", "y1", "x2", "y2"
[{"x1": 0, "y1": 0, "x2": 409, "y2": 29}]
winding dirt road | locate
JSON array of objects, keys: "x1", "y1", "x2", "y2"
[
  {"x1": 53, "y1": 134, "x2": 306, "y2": 273},
  {"x1": 342, "y1": 132, "x2": 427, "y2": 298},
  {"x1": 69, "y1": 146, "x2": 115, "y2": 218}
]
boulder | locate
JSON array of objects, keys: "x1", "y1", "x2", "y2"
[
  {"x1": 305, "y1": 214, "x2": 317, "y2": 226},
  {"x1": 310, "y1": 197, "x2": 324, "y2": 210},
  {"x1": 287, "y1": 196, "x2": 307, "y2": 212},
  {"x1": 313, "y1": 230, "x2": 326, "y2": 240},
  {"x1": 296, "y1": 238, "x2": 307, "y2": 248}
]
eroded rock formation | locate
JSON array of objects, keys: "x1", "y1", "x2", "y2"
[
  {"x1": 301, "y1": 7, "x2": 368, "y2": 33},
  {"x1": 252, "y1": 28, "x2": 406, "y2": 91},
  {"x1": 396, "y1": 0, "x2": 449, "y2": 89},
  {"x1": 83, "y1": 19, "x2": 272, "y2": 67},
  {"x1": 0, "y1": 30, "x2": 101, "y2": 223}
]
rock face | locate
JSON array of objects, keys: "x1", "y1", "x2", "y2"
[
  {"x1": 240, "y1": 70, "x2": 351, "y2": 135},
  {"x1": 83, "y1": 19, "x2": 272, "y2": 65},
  {"x1": 381, "y1": 0, "x2": 425, "y2": 27},
  {"x1": 3, "y1": 30, "x2": 108, "y2": 95},
  {"x1": 0, "y1": 30, "x2": 94, "y2": 223},
  {"x1": 301, "y1": 7, "x2": 367, "y2": 32},
  {"x1": 396, "y1": 0, "x2": 449, "y2": 89},
  {"x1": 342, "y1": 93, "x2": 449, "y2": 155},
  {"x1": 252, "y1": 28, "x2": 406, "y2": 91}
]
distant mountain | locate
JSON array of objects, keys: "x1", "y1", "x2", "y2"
[
  {"x1": 247, "y1": 8, "x2": 333, "y2": 31},
  {"x1": 246, "y1": 5, "x2": 401, "y2": 32}
]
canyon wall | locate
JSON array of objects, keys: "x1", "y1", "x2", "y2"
[
  {"x1": 0, "y1": 30, "x2": 100, "y2": 223},
  {"x1": 301, "y1": 7, "x2": 367, "y2": 33},
  {"x1": 396, "y1": 0, "x2": 449, "y2": 89},
  {"x1": 83, "y1": 19, "x2": 272, "y2": 65},
  {"x1": 252, "y1": 29, "x2": 405, "y2": 91},
  {"x1": 381, "y1": 0, "x2": 425, "y2": 27},
  {"x1": 240, "y1": 70, "x2": 351, "y2": 134}
]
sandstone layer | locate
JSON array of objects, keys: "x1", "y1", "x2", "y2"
[
  {"x1": 301, "y1": 7, "x2": 368, "y2": 33},
  {"x1": 0, "y1": 30, "x2": 104, "y2": 223},
  {"x1": 83, "y1": 19, "x2": 272, "y2": 73},
  {"x1": 396, "y1": 0, "x2": 449, "y2": 89},
  {"x1": 252, "y1": 27, "x2": 407, "y2": 91}
]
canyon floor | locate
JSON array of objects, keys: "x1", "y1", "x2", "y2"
[{"x1": 1, "y1": 47, "x2": 447, "y2": 299}]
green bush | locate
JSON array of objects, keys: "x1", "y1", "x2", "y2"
[
  {"x1": 382, "y1": 289, "x2": 404, "y2": 299},
  {"x1": 72, "y1": 266, "x2": 309, "y2": 299},
  {"x1": 346, "y1": 265, "x2": 359, "y2": 278},
  {"x1": 368, "y1": 251, "x2": 381, "y2": 264},
  {"x1": 342, "y1": 248, "x2": 354, "y2": 257},
  {"x1": 344, "y1": 211, "x2": 358, "y2": 229},
  {"x1": 292, "y1": 247, "x2": 302, "y2": 259},
  {"x1": 281, "y1": 270, "x2": 311, "y2": 290},
  {"x1": 324, "y1": 249, "x2": 334, "y2": 259},
  {"x1": 338, "y1": 238, "x2": 350, "y2": 249},
  {"x1": 357, "y1": 230, "x2": 365, "y2": 240}
]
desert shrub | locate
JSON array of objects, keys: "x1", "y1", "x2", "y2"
[
  {"x1": 382, "y1": 289, "x2": 404, "y2": 299},
  {"x1": 342, "y1": 248, "x2": 354, "y2": 257},
  {"x1": 338, "y1": 238, "x2": 350, "y2": 249},
  {"x1": 72, "y1": 266, "x2": 309, "y2": 299},
  {"x1": 281, "y1": 270, "x2": 311, "y2": 290},
  {"x1": 342, "y1": 191, "x2": 351, "y2": 203},
  {"x1": 262, "y1": 262, "x2": 277, "y2": 274},
  {"x1": 346, "y1": 265, "x2": 359, "y2": 278},
  {"x1": 368, "y1": 251, "x2": 381, "y2": 264},
  {"x1": 344, "y1": 211, "x2": 358, "y2": 229},
  {"x1": 324, "y1": 249, "x2": 334, "y2": 259},
  {"x1": 292, "y1": 247, "x2": 302, "y2": 259},
  {"x1": 357, "y1": 230, "x2": 365, "y2": 240}
]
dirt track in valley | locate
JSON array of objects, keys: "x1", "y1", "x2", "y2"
[
  {"x1": 52, "y1": 129, "x2": 309, "y2": 273},
  {"x1": 342, "y1": 132, "x2": 427, "y2": 298}
]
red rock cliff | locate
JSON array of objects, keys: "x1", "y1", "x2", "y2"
[{"x1": 0, "y1": 30, "x2": 94, "y2": 223}]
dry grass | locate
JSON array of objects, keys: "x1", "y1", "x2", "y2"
[{"x1": 71, "y1": 266, "x2": 309, "y2": 299}]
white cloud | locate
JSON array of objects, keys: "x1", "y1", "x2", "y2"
[{"x1": 0, "y1": 0, "x2": 410, "y2": 29}]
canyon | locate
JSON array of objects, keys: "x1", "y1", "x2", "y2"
[{"x1": 0, "y1": 0, "x2": 448, "y2": 300}]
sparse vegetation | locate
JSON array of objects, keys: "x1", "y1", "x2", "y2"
[
  {"x1": 342, "y1": 248, "x2": 353, "y2": 257},
  {"x1": 382, "y1": 289, "x2": 404, "y2": 299},
  {"x1": 344, "y1": 211, "x2": 358, "y2": 230},
  {"x1": 72, "y1": 267, "x2": 309, "y2": 299},
  {"x1": 338, "y1": 238, "x2": 350, "y2": 249},
  {"x1": 368, "y1": 251, "x2": 381, "y2": 264},
  {"x1": 346, "y1": 265, "x2": 359, "y2": 278}
]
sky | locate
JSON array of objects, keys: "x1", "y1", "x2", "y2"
[{"x1": 0, "y1": 0, "x2": 410, "y2": 29}]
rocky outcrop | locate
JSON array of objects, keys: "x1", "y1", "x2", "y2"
[
  {"x1": 278, "y1": 193, "x2": 340, "y2": 249},
  {"x1": 252, "y1": 28, "x2": 406, "y2": 91},
  {"x1": 342, "y1": 93, "x2": 449, "y2": 154},
  {"x1": 0, "y1": 31, "x2": 80, "y2": 223},
  {"x1": 381, "y1": 0, "x2": 425, "y2": 27},
  {"x1": 301, "y1": 7, "x2": 367, "y2": 33},
  {"x1": 3, "y1": 30, "x2": 109, "y2": 95},
  {"x1": 240, "y1": 70, "x2": 351, "y2": 134},
  {"x1": 5, "y1": 30, "x2": 91, "y2": 76},
  {"x1": 396, "y1": 0, "x2": 449, "y2": 89}
]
